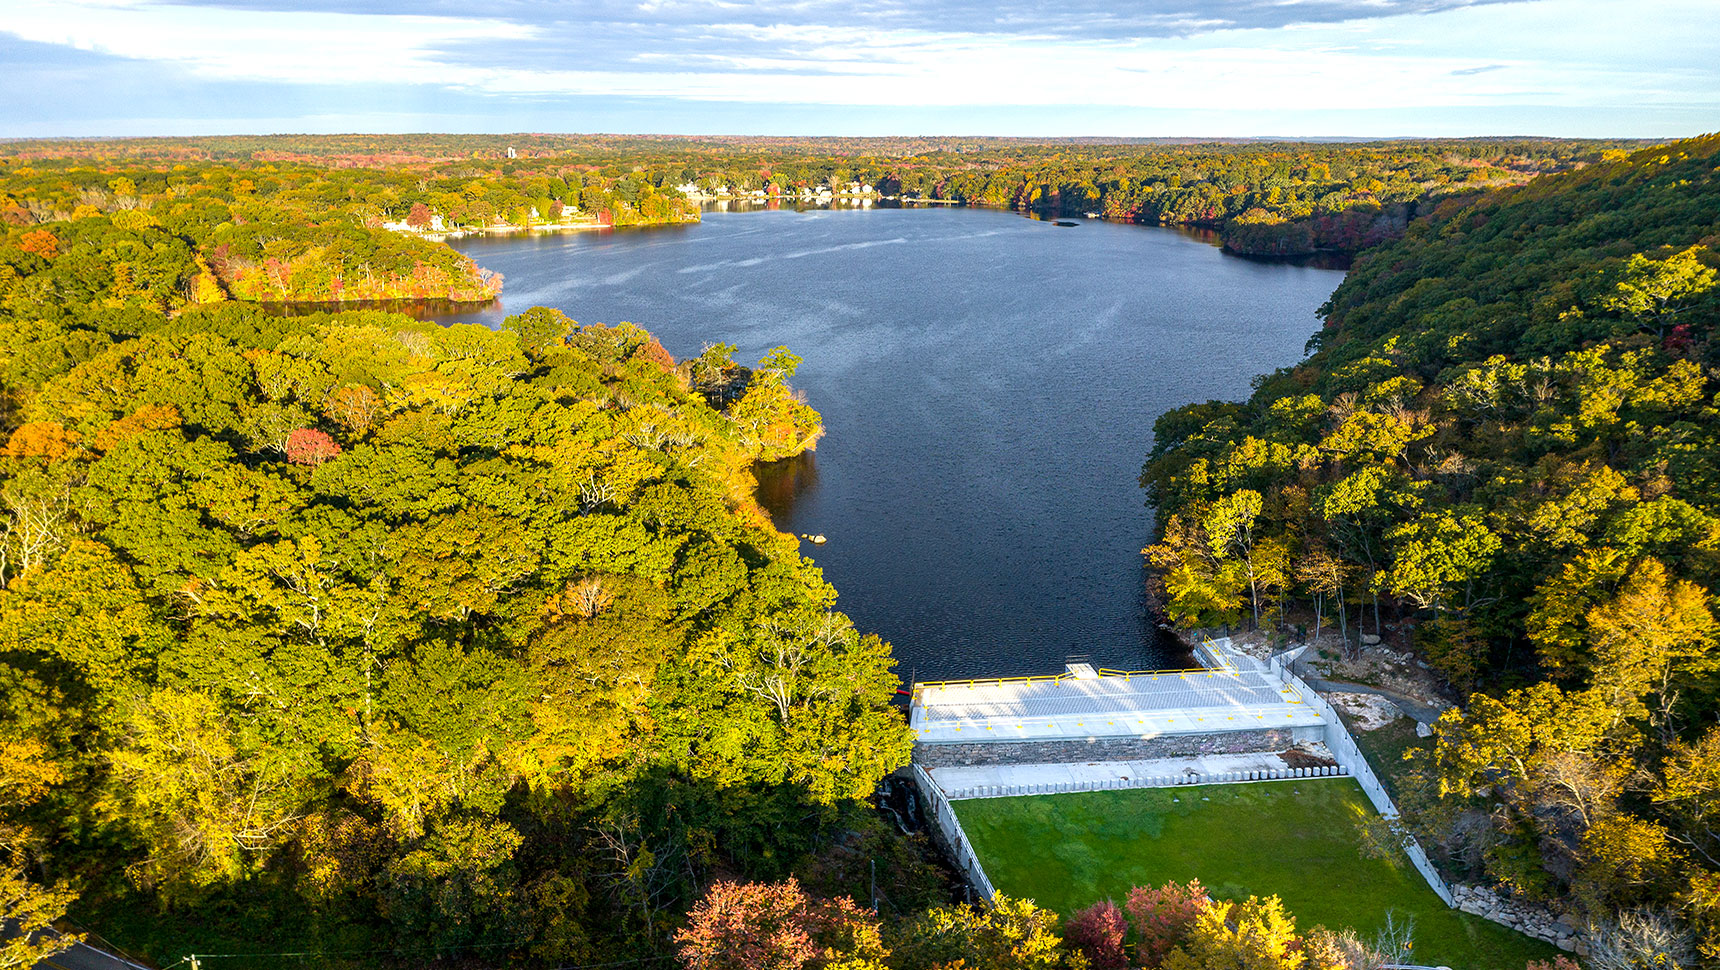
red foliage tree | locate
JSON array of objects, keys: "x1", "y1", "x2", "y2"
[
  {"x1": 1665, "y1": 323, "x2": 1695, "y2": 356},
  {"x1": 674, "y1": 879, "x2": 881, "y2": 970},
  {"x1": 18, "y1": 229, "x2": 58, "y2": 260},
  {"x1": 406, "y1": 201, "x2": 432, "y2": 229},
  {"x1": 1065, "y1": 899, "x2": 1129, "y2": 970},
  {"x1": 1126, "y1": 879, "x2": 1212, "y2": 968},
  {"x1": 285, "y1": 428, "x2": 341, "y2": 467},
  {"x1": 637, "y1": 337, "x2": 675, "y2": 371}
]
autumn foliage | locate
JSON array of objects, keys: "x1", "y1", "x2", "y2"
[
  {"x1": 284, "y1": 428, "x2": 341, "y2": 466},
  {"x1": 18, "y1": 228, "x2": 58, "y2": 260},
  {"x1": 1127, "y1": 880, "x2": 1213, "y2": 968},
  {"x1": 675, "y1": 879, "x2": 884, "y2": 970},
  {"x1": 1143, "y1": 134, "x2": 1720, "y2": 957},
  {"x1": 1064, "y1": 899, "x2": 1129, "y2": 970},
  {"x1": 2, "y1": 422, "x2": 78, "y2": 462}
]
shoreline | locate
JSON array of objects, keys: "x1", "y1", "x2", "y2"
[{"x1": 389, "y1": 215, "x2": 700, "y2": 243}]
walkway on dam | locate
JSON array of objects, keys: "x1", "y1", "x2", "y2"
[{"x1": 907, "y1": 643, "x2": 1327, "y2": 745}]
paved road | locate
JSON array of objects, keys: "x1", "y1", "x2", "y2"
[
  {"x1": 20, "y1": 929, "x2": 155, "y2": 970},
  {"x1": 1270, "y1": 646, "x2": 1449, "y2": 724}
]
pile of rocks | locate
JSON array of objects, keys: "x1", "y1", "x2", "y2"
[
  {"x1": 1452, "y1": 884, "x2": 1587, "y2": 955},
  {"x1": 1326, "y1": 691, "x2": 1404, "y2": 730}
]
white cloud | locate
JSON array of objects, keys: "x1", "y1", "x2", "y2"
[
  {"x1": 0, "y1": 0, "x2": 1715, "y2": 118},
  {"x1": 0, "y1": 0, "x2": 533, "y2": 85}
]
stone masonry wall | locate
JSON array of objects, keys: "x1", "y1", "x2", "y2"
[
  {"x1": 1453, "y1": 884, "x2": 1589, "y2": 956},
  {"x1": 912, "y1": 729, "x2": 1295, "y2": 768}
]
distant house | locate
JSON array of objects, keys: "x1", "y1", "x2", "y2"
[
  {"x1": 429, "y1": 214, "x2": 445, "y2": 232},
  {"x1": 506, "y1": 146, "x2": 517, "y2": 159}
]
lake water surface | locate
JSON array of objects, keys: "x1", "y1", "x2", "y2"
[{"x1": 445, "y1": 207, "x2": 1344, "y2": 681}]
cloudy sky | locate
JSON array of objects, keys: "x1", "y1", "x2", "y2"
[{"x1": 2, "y1": 0, "x2": 1716, "y2": 137}]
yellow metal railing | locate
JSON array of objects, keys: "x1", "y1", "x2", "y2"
[
  {"x1": 1095, "y1": 666, "x2": 1214, "y2": 680},
  {"x1": 912, "y1": 671, "x2": 1077, "y2": 691},
  {"x1": 911, "y1": 635, "x2": 1238, "y2": 693}
]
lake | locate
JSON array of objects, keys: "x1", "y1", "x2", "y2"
[{"x1": 443, "y1": 206, "x2": 1345, "y2": 681}]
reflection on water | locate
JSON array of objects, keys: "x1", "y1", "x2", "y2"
[
  {"x1": 755, "y1": 452, "x2": 821, "y2": 521},
  {"x1": 434, "y1": 206, "x2": 1345, "y2": 680},
  {"x1": 257, "y1": 298, "x2": 500, "y2": 321}
]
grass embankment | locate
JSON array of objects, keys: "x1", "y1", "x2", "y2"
[
  {"x1": 955, "y1": 780, "x2": 1552, "y2": 970},
  {"x1": 1341, "y1": 712, "x2": 1433, "y2": 803}
]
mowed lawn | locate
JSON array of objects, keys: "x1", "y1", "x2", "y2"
[{"x1": 955, "y1": 779, "x2": 1553, "y2": 970}]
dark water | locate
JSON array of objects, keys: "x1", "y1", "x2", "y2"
[{"x1": 442, "y1": 208, "x2": 1344, "y2": 681}]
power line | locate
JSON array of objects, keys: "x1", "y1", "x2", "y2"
[
  {"x1": 175, "y1": 938, "x2": 527, "y2": 962},
  {"x1": 545, "y1": 955, "x2": 677, "y2": 970},
  {"x1": 178, "y1": 947, "x2": 678, "y2": 970}
]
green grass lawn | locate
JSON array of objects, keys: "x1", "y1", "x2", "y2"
[
  {"x1": 955, "y1": 780, "x2": 1553, "y2": 970},
  {"x1": 1341, "y1": 712, "x2": 1434, "y2": 803}
]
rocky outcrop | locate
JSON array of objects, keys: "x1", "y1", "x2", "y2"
[{"x1": 1452, "y1": 884, "x2": 1588, "y2": 956}]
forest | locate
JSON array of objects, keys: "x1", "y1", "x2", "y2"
[
  {"x1": 1142, "y1": 133, "x2": 1720, "y2": 963},
  {"x1": 0, "y1": 134, "x2": 1638, "y2": 258},
  {"x1": 0, "y1": 155, "x2": 697, "y2": 308},
  {"x1": 0, "y1": 143, "x2": 902, "y2": 964}
]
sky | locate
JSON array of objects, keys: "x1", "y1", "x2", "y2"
[{"x1": 1, "y1": 0, "x2": 1717, "y2": 138}]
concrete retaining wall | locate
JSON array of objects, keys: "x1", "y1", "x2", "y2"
[
  {"x1": 943, "y1": 764, "x2": 1350, "y2": 799},
  {"x1": 1271, "y1": 648, "x2": 1454, "y2": 907},
  {"x1": 911, "y1": 765, "x2": 997, "y2": 903},
  {"x1": 913, "y1": 728, "x2": 1298, "y2": 767}
]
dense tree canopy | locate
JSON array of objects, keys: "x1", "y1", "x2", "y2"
[
  {"x1": 0, "y1": 271, "x2": 895, "y2": 959},
  {"x1": 0, "y1": 134, "x2": 1635, "y2": 262},
  {"x1": 1142, "y1": 133, "x2": 1720, "y2": 959}
]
